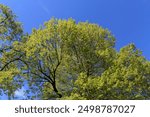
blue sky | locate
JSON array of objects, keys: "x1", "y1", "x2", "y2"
[
  {"x1": 0, "y1": 0, "x2": 150, "y2": 99},
  {"x1": 1, "y1": 0, "x2": 150, "y2": 60}
]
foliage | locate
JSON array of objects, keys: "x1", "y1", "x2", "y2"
[
  {"x1": 65, "y1": 44, "x2": 150, "y2": 99},
  {"x1": 17, "y1": 18, "x2": 115, "y2": 99},
  {"x1": 0, "y1": 4, "x2": 23, "y2": 98},
  {"x1": 0, "y1": 4, "x2": 150, "y2": 100}
]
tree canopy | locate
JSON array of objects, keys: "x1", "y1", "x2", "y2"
[
  {"x1": 0, "y1": 4, "x2": 150, "y2": 99},
  {"x1": 0, "y1": 4, "x2": 23, "y2": 98}
]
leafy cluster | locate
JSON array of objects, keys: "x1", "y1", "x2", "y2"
[
  {"x1": 0, "y1": 4, "x2": 23, "y2": 98},
  {"x1": 0, "y1": 4, "x2": 150, "y2": 100}
]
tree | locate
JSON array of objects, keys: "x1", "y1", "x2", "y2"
[
  {"x1": 0, "y1": 5, "x2": 149, "y2": 99},
  {"x1": 0, "y1": 17, "x2": 116, "y2": 99},
  {"x1": 0, "y1": 4, "x2": 23, "y2": 99},
  {"x1": 15, "y1": 18, "x2": 116, "y2": 99},
  {"x1": 65, "y1": 44, "x2": 150, "y2": 99}
]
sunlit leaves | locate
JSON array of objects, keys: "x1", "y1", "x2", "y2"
[
  {"x1": 0, "y1": 4, "x2": 23, "y2": 98},
  {"x1": 68, "y1": 44, "x2": 150, "y2": 99},
  {"x1": 0, "y1": 8, "x2": 149, "y2": 100}
]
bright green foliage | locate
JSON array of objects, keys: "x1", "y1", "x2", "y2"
[
  {"x1": 0, "y1": 5, "x2": 150, "y2": 99},
  {"x1": 18, "y1": 18, "x2": 116, "y2": 99},
  {"x1": 98, "y1": 44, "x2": 150, "y2": 99},
  {"x1": 66, "y1": 44, "x2": 150, "y2": 99},
  {"x1": 0, "y1": 4, "x2": 23, "y2": 98},
  {"x1": 0, "y1": 4, "x2": 22, "y2": 41}
]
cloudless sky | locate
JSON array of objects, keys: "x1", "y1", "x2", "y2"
[{"x1": 1, "y1": 0, "x2": 150, "y2": 60}]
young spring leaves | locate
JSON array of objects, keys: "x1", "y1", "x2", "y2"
[{"x1": 0, "y1": 7, "x2": 149, "y2": 99}]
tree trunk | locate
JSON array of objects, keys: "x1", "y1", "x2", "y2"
[{"x1": 52, "y1": 82, "x2": 62, "y2": 98}]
